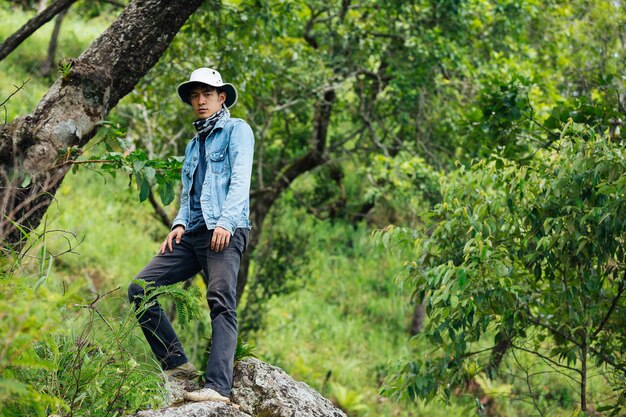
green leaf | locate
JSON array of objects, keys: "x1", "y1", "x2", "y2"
[
  {"x1": 116, "y1": 136, "x2": 131, "y2": 150},
  {"x1": 449, "y1": 295, "x2": 459, "y2": 309},
  {"x1": 159, "y1": 181, "x2": 175, "y2": 206},
  {"x1": 457, "y1": 269, "x2": 468, "y2": 288},
  {"x1": 138, "y1": 177, "x2": 150, "y2": 202},
  {"x1": 143, "y1": 166, "x2": 156, "y2": 180},
  {"x1": 20, "y1": 173, "x2": 31, "y2": 188},
  {"x1": 133, "y1": 160, "x2": 146, "y2": 172}
]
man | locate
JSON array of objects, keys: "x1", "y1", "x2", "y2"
[{"x1": 128, "y1": 68, "x2": 254, "y2": 403}]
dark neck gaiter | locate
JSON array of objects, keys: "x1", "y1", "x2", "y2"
[{"x1": 192, "y1": 106, "x2": 226, "y2": 139}]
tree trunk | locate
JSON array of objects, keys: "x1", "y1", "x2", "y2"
[
  {"x1": 235, "y1": 88, "x2": 336, "y2": 302},
  {"x1": 40, "y1": 6, "x2": 68, "y2": 77},
  {"x1": 409, "y1": 303, "x2": 425, "y2": 335},
  {"x1": 0, "y1": 0, "x2": 205, "y2": 247},
  {"x1": 0, "y1": 0, "x2": 79, "y2": 62},
  {"x1": 236, "y1": 232, "x2": 258, "y2": 302},
  {"x1": 581, "y1": 337, "x2": 587, "y2": 412}
]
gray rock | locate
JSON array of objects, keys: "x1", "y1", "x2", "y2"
[
  {"x1": 135, "y1": 401, "x2": 250, "y2": 417},
  {"x1": 232, "y1": 358, "x2": 347, "y2": 417},
  {"x1": 162, "y1": 375, "x2": 200, "y2": 405},
  {"x1": 133, "y1": 358, "x2": 346, "y2": 417}
]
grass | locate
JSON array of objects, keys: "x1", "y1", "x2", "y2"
[
  {"x1": 33, "y1": 163, "x2": 474, "y2": 416},
  {"x1": 2, "y1": 3, "x2": 619, "y2": 415},
  {"x1": 26, "y1": 162, "x2": 614, "y2": 417},
  {"x1": 245, "y1": 216, "x2": 472, "y2": 416},
  {"x1": 46, "y1": 168, "x2": 166, "y2": 290}
]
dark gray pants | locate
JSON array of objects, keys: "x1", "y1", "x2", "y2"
[{"x1": 128, "y1": 227, "x2": 248, "y2": 396}]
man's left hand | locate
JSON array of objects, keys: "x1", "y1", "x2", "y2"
[{"x1": 211, "y1": 227, "x2": 231, "y2": 252}]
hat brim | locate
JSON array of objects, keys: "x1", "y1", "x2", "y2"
[{"x1": 177, "y1": 81, "x2": 238, "y2": 108}]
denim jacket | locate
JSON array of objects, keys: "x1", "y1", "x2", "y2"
[{"x1": 172, "y1": 114, "x2": 254, "y2": 235}]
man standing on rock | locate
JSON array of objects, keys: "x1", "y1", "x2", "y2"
[{"x1": 128, "y1": 67, "x2": 254, "y2": 404}]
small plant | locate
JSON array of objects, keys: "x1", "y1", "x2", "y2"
[
  {"x1": 58, "y1": 57, "x2": 74, "y2": 81},
  {"x1": 234, "y1": 338, "x2": 257, "y2": 362},
  {"x1": 330, "y1": 383, "x2": 369, "y2": 415}
]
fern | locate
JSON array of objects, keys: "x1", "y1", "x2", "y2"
[
  {"x1": 132, "y1": 281, "x2": 204, "y2": 330},
  {"x1": 169, "y1": 284, "x2": 203, "y2": 329}
]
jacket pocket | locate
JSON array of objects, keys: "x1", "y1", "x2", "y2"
[
  {"x1": 183, "y1": 163, "x2": 193, "y2": 178},
  {"x1": 210, "y1": 148, "x2": 227, "y2": 174}
]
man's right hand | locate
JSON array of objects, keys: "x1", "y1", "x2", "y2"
[{"x1": 160, "y1": 226, "x2": 185, "y2": 254}]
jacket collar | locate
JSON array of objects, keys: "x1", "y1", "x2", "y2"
[{"x1": 213, "y1": 111, "x2": 230, "y2": 130}]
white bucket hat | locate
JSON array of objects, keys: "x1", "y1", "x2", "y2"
[{"x1": 177, "y1": 68, "x2": 238, "y2": 108}]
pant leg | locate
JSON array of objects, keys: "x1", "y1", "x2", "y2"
[
  {"x1": 195, "y1": 228, "x2": 248, "y2": 396},
  {"x1": 128, "y1": 233, "x2": 201, "y2": 370}
]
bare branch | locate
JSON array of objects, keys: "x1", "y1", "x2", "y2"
[
  {"x1": 510, "y1": 349, "x2": 548, "y2": 417},
  {"x1": 40, "y1": 7, "x2": 69, "y2": 77},
  {"x1": 511, "y1": 342, "x2": 582, "y2": 375},
  {"x1": 0, "y1": 0, "x2": 79, "y2": 62},
  {"x1": 148, "y1": 187, "x2": 171, "y2": 229},
  {"x1": 52, "y1": 159, "x2": 113, "y2": 168},
  {"x1": 0, "y1": 79, "x2": 30, "y2": 109},
  {"x1": 591, "y1": 271, "x2": 625, "y2": 339}
]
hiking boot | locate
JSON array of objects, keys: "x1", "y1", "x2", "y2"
[
  {"x1": 164, "y1": 362, "x2": 198, "y2": 380},
  {"x1": 183, "y1": 387, "x2": 231, "y2": 403}
]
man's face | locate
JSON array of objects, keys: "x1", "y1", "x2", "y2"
[{"x1": 189, "y1": 85, "x2": 226, "y2": 119}]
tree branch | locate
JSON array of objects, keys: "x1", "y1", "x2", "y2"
[
  {"x1": 591, "y1": 271, "x2": 625, "y2": 339},
  {"x1": 0, "y1": 79, "x2": 30, "y2": 109},
  {"x1": 0, "y1": 0, "x2": 79, "y2": 62},
  {"x1": 511, "y1": 342, "x2": 582, "y2": 375},
  {"x1": 526, "y1": 313, "x2": 582, "y2": 348},
  {"x1": 303, "y1": 5, "x2": 327, "y2": 49},
  {"x1": 148, "y1": 187, "x2": 171, "y2": 229},
  {"x1": 40, "y1": 7, "x2": 69, "y2": 77},
  {"x1": 527, "y1": 311, "x2": 626, "y2": 374}
]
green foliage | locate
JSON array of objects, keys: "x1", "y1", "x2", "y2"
[
  {"x1": 63, "y1": 125, "x2": 183, "y2": 207},
  {"x1": 0, "y1": 259, "x2": 167, "y2": 417},
  {"x1": 239, "y1": 204, "x2": 312, "y2": 334},
  {"x1": 0, "y1": 278, "x2": 70, "y2": 416},
  {"x1": 4, "y1": 0, "x2": 626, "y2": 416},
  {"x1": 45, "y1": 168, "x2": 165, "y2": 285},
  {"x1": 58, "y1": 57, "x2": 74, "y2": 81},
  {"x1": 250, "y1": 218, "x2": 473, "y2": 416},
  {"x1": 48, "y1": 308, "x2": 165, "y2": 417},
  {"x1": 466, "y1": 76, "x2": 538, "y2": 159},
  {"x1": 362, "y1": 153, "x2": 441, "y2": 225},
  {"x1": 234, "y1": 338, "x2": 257, "y2": 362},
  {"x1": 133, "y1": 280, "x2": 204, "y2": 330},
  {"x1": 330, "y1": 383, "x2": 368, "y2": 415},
  {"x1": 384, "y1": 116, "x2": 626, "y2": 412}
]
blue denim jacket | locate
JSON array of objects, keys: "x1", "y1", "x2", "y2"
[{"x1": 172, "y1": 114, "x2": 254, "y2": 235}]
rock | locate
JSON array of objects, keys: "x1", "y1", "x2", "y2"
[
  {"x1": 232, "y1": 358, "x2": 347, "y2": 417},
  {"x1": 135, "y1": 402, "x2": 250, "y2": 417},
  {"x1": 162, "y1": 375, "x2": 201, "y2": 405},
  {"x1": 133, "y1": 358, "x2": 346, "y2": 417}
]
